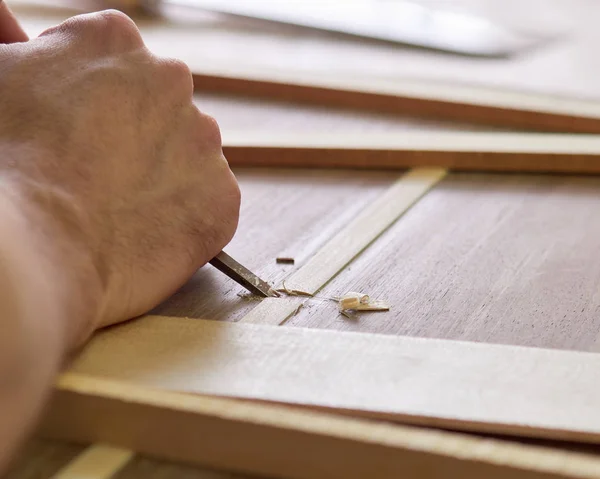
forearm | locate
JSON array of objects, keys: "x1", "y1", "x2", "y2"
[{"x1": 0, "y1": 183, "x2": 76, "y2": 472}]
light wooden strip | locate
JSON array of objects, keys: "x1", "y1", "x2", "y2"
[
  {"x1": 41, "y1": 373, "x2": 600, "y2": 479},
  {"x1": 51, "y1": 444, "x2": 132, "y2": 479},
  {"x1": 193, "y1": 72, "x2": 600, "y2": 133},
  {"x1": 69, "y1": 317, "x2": 600, "y2": 444},
  {"x1": 240, "y1": 167, "x2": 446, "y2": 325},
  {"x1": 222, "y1": 131, "x2": 600, "y2": 173}
]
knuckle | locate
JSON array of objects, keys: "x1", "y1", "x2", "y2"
[
  {"x1": 95, "y1": 9, "x2": 135, "y2": 30},
  {"x1": 40, "y1": 10, "x2": 144, "y2": 52},
  {"x1": 90, "y1": 10, "x2": 144, "y2": 49},
  {"x1": 158, "y1": 57, "x2": 193, "y2": 97},
  {"x1": 199, "y1": 113, "x2": 222, "y2": 146}
]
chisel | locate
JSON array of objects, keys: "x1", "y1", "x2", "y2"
[{"x1": 209, "y1": 251, "x2": 279, "y2": 298}]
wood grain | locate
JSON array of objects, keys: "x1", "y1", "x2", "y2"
[
  {"x1": 288, "y1": 172, "x2": 600, "y2": 352},
  {"x1": 222, "y1": 131, "x2": 600, "y2": 174},
  {"x1": 67, "y1": 317, "x2": 600, "y2": 444},
  {"x1": 240, "y1": 168, "x2": 446, "y2": 325},
  {"x1": 40, "y1": 374, "x2": 600, "y2": 479},
  {"x1": 151, "y1": 168, "x2": 393, "y2": 320}
]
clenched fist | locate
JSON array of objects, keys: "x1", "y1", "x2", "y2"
[{"x1": 0, "y1": 9, "x2": 241, "y2": 343}]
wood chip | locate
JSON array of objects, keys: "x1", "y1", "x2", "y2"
[
  {"x1": 276, "y1": 281, "x2": 314, "y2": 297},
  {"x1": 276, "y1": 257, "x2": 295, "y2": 264},
  {"x1": 338, "y1": 291, "x2": 389, "y2": 313}
]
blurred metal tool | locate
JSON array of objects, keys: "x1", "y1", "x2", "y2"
[
  {"x1": 209, "y1": 251, "x2": 278, "y2": 298},
  {"x1": 117, "y1": 0, "x2": 547, "y2": 57}
]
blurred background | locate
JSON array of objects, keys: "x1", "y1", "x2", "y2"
[{"x1": 7, "y1": 0, "x2": 591, "y2": 134}]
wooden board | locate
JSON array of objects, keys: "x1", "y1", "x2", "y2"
[
  {"x1": 39, "y1": 374, "x2": 600, "y2": 479},
  {"x1": 288, "y1": 172, "x2": 600, "y2": 352},
  {"x1": 151, "y1": 168, "x2": 394, "y2": 320},
  {"x1": 222, "y1": 131, "x2": 600, "y2": 173},
  {"x1": 13, "y1": 2, "x2": 600, "y2": 133},
  {"x1": 65, "y1": 317, "x2": 600, "y2": 444},
  {"x1": 192, "y1": 72, "x2": 600, "y2": 133},
  {"x1": 239, "y1": 168, "x2": 446, "y2": 325}
]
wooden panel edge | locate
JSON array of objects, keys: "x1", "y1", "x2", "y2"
[
  {"x1": 193, "y1": 73, "x2": 600, "y2": 134},
  {"x1": 39, "y1": 374, "x2": 600, "y2": 479},
  {"x1": 221, "y1": 132, "x2": 600, "y2": 174}
]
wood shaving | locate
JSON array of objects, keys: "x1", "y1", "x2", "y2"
[
  {"x1": 338, "y1": 291, "x2": 390, "y2": 314},
  {"x1": 276, "y1": 281, "x2": 314, "y2": 297},
  {"x1": 276, "y1": 257, "x2": 295, "y2": 265}
]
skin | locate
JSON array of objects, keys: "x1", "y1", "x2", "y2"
[{"x1": 0, "y1": 3, "x2": 240, "y2": 471}]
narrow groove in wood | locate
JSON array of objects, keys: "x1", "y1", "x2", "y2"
[
  {"x1": 42, "y1": 374, "x2": 600, "y2": 479},
  {"x1": 239, "y1": 168, "x2": 447, "y2": 325},
  {"x1": 51, "y1": 444, "x2": 133, "y2": 479}
]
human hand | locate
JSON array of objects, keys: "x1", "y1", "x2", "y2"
[
  {"x1": 0, "y1": 1, "x2": 28, "y2": 43},
  {"x1": 0, "y1": 10, "x2": 240, "y2": 346}
]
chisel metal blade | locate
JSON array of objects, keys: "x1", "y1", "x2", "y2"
[{"x1": 209, "y1": 251, "x2": 279, "y2": 298}]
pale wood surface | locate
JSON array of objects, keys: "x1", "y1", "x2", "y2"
[
  {"x1": 66, "y1": 317, "x2": 600, "y2": 443},
  {"x1": 38, "y1": 374, "x2": 600, "y2": 479},
  {"x1": 222, "y1": 131, "x2": 600, "y2": 173}
]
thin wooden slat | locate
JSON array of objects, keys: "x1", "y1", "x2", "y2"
[
  {"x1": 40, "y1": 374, "x2": 600, "y2": 479},
  {"x1": 51, "y1": 445, "x2": 133, "y2": 479},
  {"x1": 221, "y1": 131, "x2": 600, "y2": 173},
  {"x1": 193, "y1": 72, "x2": 600, "y2": 133},
  {"x1": 239, "y1": 167, "x2": 447, "y2": 325},
  {"x1": 68, "y1": 317, "x2": 600, "y2": 445}
]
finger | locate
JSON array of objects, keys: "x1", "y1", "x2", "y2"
[{"x1": 0, "y1": 1, "x2": 28, "y2": 44}]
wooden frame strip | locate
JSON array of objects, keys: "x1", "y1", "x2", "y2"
[
  {"x1": 240, "y1": 167, "x2": 447, "y2": 325},
  {"x1": 194, "y1": 72, "x2": 600, "y2": 133},
  {"x1": 41, "y1": 374, "x2": 600, "y2": 479},
  {"x1": 68, "y1": 317, "x2": 600, "y2": 445},
  {"x1": 222, "y1": 131, "x2": 600, "y2": 173},
  {"x1": 51, "y1": 444, "x2": 132, "y2": 479}
]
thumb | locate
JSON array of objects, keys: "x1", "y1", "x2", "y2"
[{"x1": 0, "y1": 1, "x2": 28, "y2": 44}]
